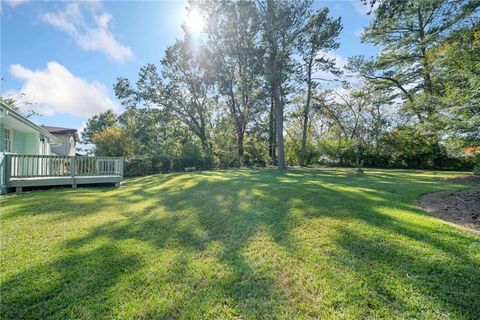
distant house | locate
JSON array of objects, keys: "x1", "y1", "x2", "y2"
[
  {"x1": 1, "y1": 102, "x2": 123, "y2": 194},
  {"x1": 41, "y1": 125, "x2": 78, "y2": 156}
]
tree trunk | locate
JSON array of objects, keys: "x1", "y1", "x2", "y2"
[
  {"x1": 268, "y1": 94, "x2": 276, "y2": 165},
  {"x1": 237, "y1": 128, "x2": 244, "y2": 166},
  {"x1": 300, "y1": 57, "x2": 313, "y2": 167},
  {"x1": 273, "y1": 77, "x2": 286, "y2": 170},
  {"x1": 200, "y1": 135, "x2": 210, "y2": 154},
  {"x1": 266, "y1": 0, "x2": 285, "y2": 170},
  {"x1": 300, "y1": 109, "x2": 309, "y2": 166},
  {"x1": 417, "y1": 6, "x2": 435, "y2": 119}
]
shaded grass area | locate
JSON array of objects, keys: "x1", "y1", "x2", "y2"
[{"x1": 1, "y1": 168, "x2": 479, "y2": 319}]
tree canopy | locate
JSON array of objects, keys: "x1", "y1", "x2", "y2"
[{"x1": 81, "y1": 0, "x2": 479, "y2": 175}]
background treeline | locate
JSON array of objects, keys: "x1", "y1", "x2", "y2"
[{"x1": 81, "y1": 0, "x2": 480, "y2": 176}]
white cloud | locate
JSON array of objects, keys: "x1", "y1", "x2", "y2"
[
  {"x1": 6, "y1": 0, "x2": 28, "y2": 7},
  {"x1": 312, "y1": 51, "x2": 347, "y2": 80},
  {"x1": 42, "y1": 3, "x2": 134, "y2": 63},
  {"x1": 5, "y1": 61, "x2": 116, "y2": 117},
  {"x1": 330, "y1": 86, "x2": 351, "y2": 104},
  {"x1": 94, "y1": 13, "x2": 112, "y2": 28},
  {"x1": 311, "y1": 51, "x2": 362, "y2": 87}
]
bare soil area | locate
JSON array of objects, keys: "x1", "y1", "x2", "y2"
[
  {"x1": 416, "y1": 189, "x2": 480, "y2": 234},
  {"x1": 441, "y1": 175, "x2": 480, "y2": 185}
]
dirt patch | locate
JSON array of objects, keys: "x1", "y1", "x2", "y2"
[
  {"x1": 441, "y1": 175, "x2": 480, "y2": 185},
  {"x1": 415, "y1": 189, "x2": 480, "y2": 234}
]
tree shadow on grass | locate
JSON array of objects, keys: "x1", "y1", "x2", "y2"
[
  {"x1": 2, "y1": 169, "x2": 479, "y2": 318},
  {"x1": 57, "y1": 177, "x2": 294, "y2": 318},
  {"x1": 62, "y1": 170, "x2": 480, "y2": 317},
  {"x1": 1, "y1": 245, "x2": 140, "y2": 320},
  {"x1": 333, "y1": 228, "x2": 480, "y2": 319}
]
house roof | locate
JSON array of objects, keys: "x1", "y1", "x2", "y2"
[
  {"x1": 41, "y1": 125, "x2": 79, "y2": 142},
  {"x1": 41, "y1": 125, "x2": 77, "y2": 135},
  {"x1": 0, "y1": 102, "x2": 62, "y2": 145}
]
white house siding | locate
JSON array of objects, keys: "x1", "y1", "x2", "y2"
[{"x1": 0, "y1": 104, "x2": 63, "y2": 194}]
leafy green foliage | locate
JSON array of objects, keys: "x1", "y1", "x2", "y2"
[
  {"x1": 474, "y1": 163, "x2": 480, "y2": 176},
  {"x1": 81, "y1": 109, "x2": 118, "y2": 144},
  {"x1": 202, "y1": 0, "x2": 265, "y2": 165},
  {"x1": 350, "y1": 0, "x2": 478, "y2": 126},
  {"x1": 297, "y1": 7, "x2": 342, "y2": 166},
  {"x1": 317, "y1": 136, "x2": 355, "y2": 166},
  {"x1": 92, "y1": 126, "x2": 133, "y2": 157},
  {"x1": 433, "y1": 24, "x2": 480, "y2": 146},
  {"x1": 378, "y1": 127, "x2": 448, "y2": 169},
  {"x1": 79, "y1": 0, "x2": 477, "y2": 174}
]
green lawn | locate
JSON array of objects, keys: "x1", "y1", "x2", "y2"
[{"x1": 1, "y1": 168, "x2": 479, "y2": 319}]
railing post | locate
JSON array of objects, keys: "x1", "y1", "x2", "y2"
[
  {"x1": 119, "y1": 157, "x2": 124, "y2": 178},
  {"x1": 95, "y1": 158, "x2": 100, "y2": 176},
  {"x1": 5, "y1": 155, "x2": 11, "y2": 187},
  {"x1": 71, "y1": 157, "x2": 77, "y2": 188}
]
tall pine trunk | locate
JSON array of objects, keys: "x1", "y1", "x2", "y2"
[
  {"x1": 268, "y1": 94, "x2": 276, "y2": 165},
  {"x1": 273, "y1": 76, "x2": 286, "y2": 170},
  {"x1": 267, "y1": 0, "x2": 286, "y2": 170},
  {"x1": 300, "y1": 57, "x2": 313, "y2": 167}
]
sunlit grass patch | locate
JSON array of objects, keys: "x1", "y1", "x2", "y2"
[{"x1": 1, "y1": 168, "x2": 479, "y2": 319}]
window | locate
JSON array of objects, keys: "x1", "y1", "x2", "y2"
[{"x1": 4, "y1": 129, "x2": 11, "y2": 152}]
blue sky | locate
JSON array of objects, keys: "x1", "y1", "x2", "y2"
[{"x1": 1, "y1": 0, "x2": 377, "y2": 133}]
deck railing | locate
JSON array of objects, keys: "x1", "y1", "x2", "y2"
[{"x1": 5, "y1": 155, "x2": 124, "y2": 180}]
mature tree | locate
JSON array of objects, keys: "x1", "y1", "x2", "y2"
[
  {"x1": 92, "y1": 126, "x2": 133, "y2": 157},
  {"x1": 314, "y1": 83, "x2": 391, "y2": 169},
  {"x1": 433, "y1": 21, "x2": 480, "y2": 147},
  {"x1": 297, "y1": 8, "x2": 342, "y2": 166},
  {"x1": 350, "y1": 0, "x2": 478, "y2": 124},
  {"x1": 202, "y1": 0, "x2": 264, "y2": 165},
  {"x1": 83, "y1": 0, "x2": 478, "y2": 175},
  {"x1": 284, "y1": 93, "x2": 322, "y2": 165},
  {"x1": 114, "y1": 38, "x2": 215, "y2": 158},
  {"x1": 81, "y1": 109, "x2": 118, "y2": 144},
  {"x1": 161, "y1": 38, "x2": 214, "y2": 154},
  {"x1": 118, "y1": 106, "x2": 173, "y2": 156},
  {"x1": 257, "y1": 0, "x2": 312, "y2": 170}
]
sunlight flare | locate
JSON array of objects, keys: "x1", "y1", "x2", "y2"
[{"x1": 186, "y1": 9, "x2": 205, "y2": 35}]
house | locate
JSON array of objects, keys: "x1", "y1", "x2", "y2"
[
  {"x1": 1, "y1": 103, "x2": 62, "y2": 193},
  {"x1": 1, "y1": 102, "x2": 123, "y2": 194},
  {"x1": 41, "y1": 125, "x2": 78, "y2": 156},
  {"x1": 0, "y1": 105, "x2": 62, "y2": 156}
]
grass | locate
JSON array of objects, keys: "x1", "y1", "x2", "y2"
[{"x1": 1, "y1": 168, "x2": 479, "y2": 319}]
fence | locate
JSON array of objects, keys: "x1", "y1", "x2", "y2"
[{"x1": 5, "y1": 155, "x2": 123, "y2": 179}]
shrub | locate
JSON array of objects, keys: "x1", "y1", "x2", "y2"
[
  {"x1": 378, "y1": 128, "x2": 450, "y2": 169},
  {"x1": 92, "y1": 127, "x2": 133, "y2": 157},
  {"x1": 171, "y1": 142, "x2": 212, "y2": 171},
  {"x1": 474, "y1": 163, "x2": 480, "y2": 176},
  {"x1": 125, "y1": 156, "x2": 154, "y2": 177},
  {"x1": 317, "y1": 138, "x2": 355, "y2": 166}
]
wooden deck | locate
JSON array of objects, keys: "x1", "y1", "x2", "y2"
[{"x1": 5, "y1": 155, "x2": 124, "y2": 193}]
